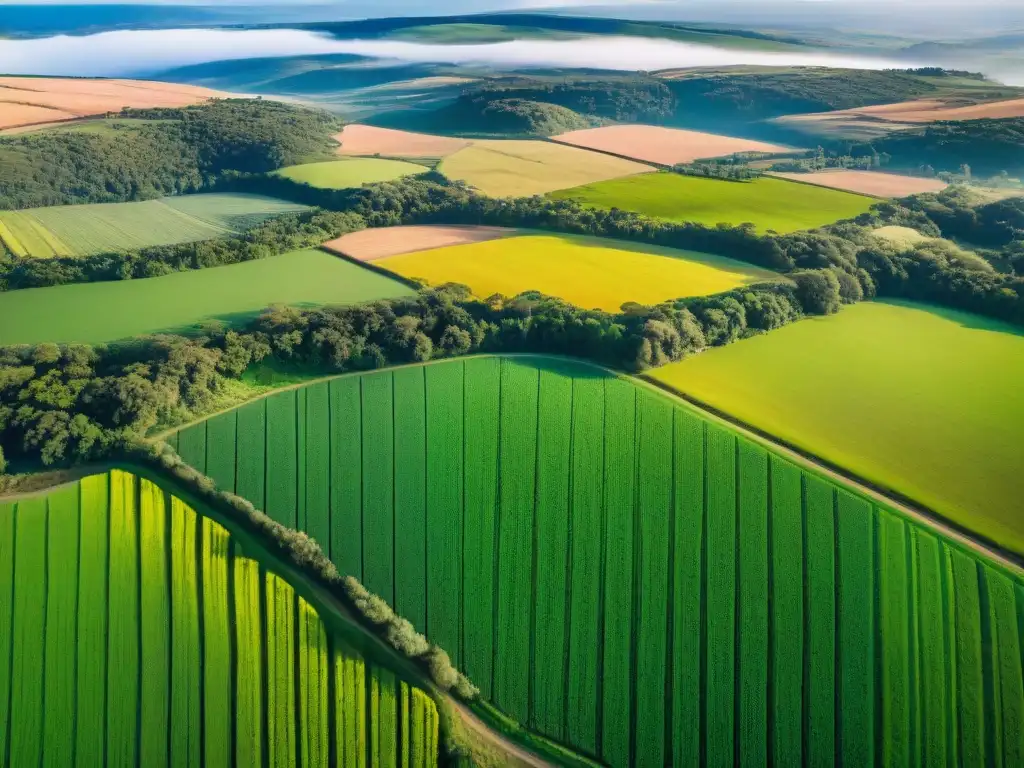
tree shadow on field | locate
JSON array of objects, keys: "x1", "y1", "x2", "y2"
[
  {"x1": 880, "y1": 299, "x2": 1024, "y2": 339},
  {"x1": 503, "y1": 353, "x2": 614, "y2": 381}
]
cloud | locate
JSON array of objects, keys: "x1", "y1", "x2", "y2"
[{"x1": 0, "y1": 27, "x2": 924, "y2": 78}]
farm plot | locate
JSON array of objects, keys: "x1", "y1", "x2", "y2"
[
  {"x1": 324, "y1": 224, "x2": 515, "y2": 261},
  {"x1": 0, "y1": 76, "x2": 229, "y2": 131},
  {"x1": 652, "y1": 300, "x2": 1024, "y2": 554},
  {"x1": 438, "y1": 139, "x2": 652, "y2": 197},
  {"x1": 0, "y1": 248, "x2": 414, "y2": 345},
  {"x1": 0, "y1": 470, "x2": 441, "y2": 768},
  {"x1": 168, "y1": 354, "x2": 1024, "y2": 767},
  {"x1": 334, "y1": 124, "x2": 471, "y2": 158},
  {"x1": 768, "y1": 169, "x2": 948, "y2": 197},
  {"x1": 553, "y1": 124, "x2": 794, "y2": 165},
  {"x1": 0, "y1": 193, "x2": 309, "y2": 258},
  {"x1": 275, "y1": 158, "x2": 428, "y2": 189},
  {"x1": 550, "y1": 172, "x2": 875, "y2": 233},
  {"x1": 375, "y1": 232, "x2": 780, "y2": 311}
]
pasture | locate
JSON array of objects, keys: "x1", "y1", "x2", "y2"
[
  {"x1": 437, "y1": 139, "x2": 651, "y2": 197},
  {"x1": 550, "y1": 172, "x2": 875, "y2": 233},
  {"x1": 0, "y1": 469, "x2": 440, "y2": 767},
  {"x1": 553, "y1": 124, "x2": 794, "y2": 166},
  {"x1": 334, "y1": 124, "x2": 470, "y2": 158},
  {"x1": 375, "y1": 233, "x2": 780, "y2": 311},
  {"x1": 768, "y1": 169, "x2": 948, "y2": 197},
  {"x1": 0, "y1": 248, "x2": 414, "y2": 345},
  {"x1": 872, "y1": 225, "x2": 934, "y2": 248},
  {"x1": 170, "y1": 354, "x2": 1024, "y2": 768},
  {"x1": 0, "y1": 76, "x2": 227, "y2": 130},
  {"x1": 275, "y1": 158, "x2": 427, "y2": 189},
  {"x1": 324, "y1": 224, "x2": 515, "y2": 261},
  {"x1": 0, "y1": 193, "x2": 309, "y2": 258},
  {"x1": 652, "y1": 300, "x2": 1024, "y2": 553}
]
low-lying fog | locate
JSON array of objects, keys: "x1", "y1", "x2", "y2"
[{"x1": 0, "y1": 28, "x2": 926, "y2": 79}]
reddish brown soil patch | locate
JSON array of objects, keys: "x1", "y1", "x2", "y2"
[
  {"x1": 0, "y1": 77, "x2": 231, "y2": 130},
  {"x1": 323, "y1": 225, "x2": 515, "y2": 262},
  {"x1": 552, "y1": 124, "x2": 794, "y2": 166},
  {"x1": 785, "y1": 97, "x2": 1024, "y2": 125},
  {"x1": 768, "y1": 170, "x2": 947, "y2": 198},
  {"x1": 334, "y1": 125, "x2": 470, "y2": 159}
]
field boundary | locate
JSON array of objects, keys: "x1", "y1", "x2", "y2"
[
  {"x1": 148, "y1": 352, "x2": 1023, "y2": 576},
  {"x1": 637, "y1": 373, "x2": 1024, "y2": 575},
  {"x1": 543, "y1": 136, "x2": 672, "y2": 170}
]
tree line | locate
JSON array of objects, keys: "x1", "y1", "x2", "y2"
[{"x1": 0, "y1": 99, "x2": 341, "y2": 210}]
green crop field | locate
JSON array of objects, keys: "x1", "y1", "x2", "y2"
[
  {"x1": 652, "y1": 300, "x2": 1024, "y2": 554},
  {"x1": 0, "y1": 469, "x2": 441, "y2": 767},
  {"x1": 0, "y1": 193, "x2": 309, "y2": 258},
  {"x1": 0, "y1": 248, "x2": 414, "y2": 345},
  {"x1": 169, "y1": 354, "x2": 1024, "y2": 767},
  {"x1": 275, "y1": 158, "x2": 428, "y2": 189},
  {"x1": 549, "y1": 172, "x2": 876, "y2": 233}
]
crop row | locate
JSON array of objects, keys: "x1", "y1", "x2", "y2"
[
  {"x1": 0, "y1": 470, "x2": 440, "y2": 768},
  {"x1": 171, "y1": 356, "x2": 1024, "y2": 767}
]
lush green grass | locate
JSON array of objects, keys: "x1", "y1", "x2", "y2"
[
  {"x1": 378, "y1": 233, "x2": 781, "y2": 311},
  {"x1": 169, "y1": 354, "x2": 1024, "y2": 766},
  {"x1": 550, "y1": 172, "x2": 876, "y2": 233},
  {"x1": 652, "y1": 300, "x2": 1024, "y2": 553},
  {"x1": 0, "y1": 248, "x2": 414, "y2": 345},
  {"x1": 0, "y1": 470, "x2": 441, "y2": 767},
  {"x1": 0, "y1": 193, "x2": 309, "y2": 258},
  {"x1": 275, "y1": 158, "x2": 427, "y2": 189}
]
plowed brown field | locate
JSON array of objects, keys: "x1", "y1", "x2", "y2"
[
  {"x1": 552, "y1": 124, "x2": 794, "y2": 165},
  {"x1": 334, "y1": 125, "x2": 470, "y2": 158},
  {"x1": 0, "y1": 76, "x2": 230, "y2": 130},
  {"x1": 784, "y1": 97, "x2": 1024, "y2": 125},
  {"x1": 768, "y1": 170, "x2": 947, "y2": 197},
  {"x1": 323, "y1": 224, "x2": 515, "y2": 261}
]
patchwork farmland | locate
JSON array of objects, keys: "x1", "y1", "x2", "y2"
[
  {"x1": 768, "y1": 169, "x2": 948, "y2": 197},
  {"x1": 0, "y1": 248, "x2": 414, "y2": 345},
  {"x1": 0, "y1": 193, "x2": 309, "y2": 258},
  {"x1": 550, "y1": 172, "x2": 876, "y2": 233},
  {"x1": 276, "y1": 158, "x2": 428, "y2": 189},
  {"x1": 0, "y1": 469, "x2": 441, "y2": 767},
  {"x1": 437, "y1": 139, "x2": 652, "y2": 197},
  {"x1": 169, "y1": 355, "x2": 1024, "y2": 767},
  {"x1": 553, "y1": 124, "x2": 794, "y2": 166},
  {"x1": 375, "y1": 232, "x2": 780, "y2": 311},
  {"x1": 651, "y1": 300, "x2": 1024, "y2": 555}
]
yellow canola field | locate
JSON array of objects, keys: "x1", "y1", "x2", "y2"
[{"x1": 376, "y1": 233, "x2": 780, "y2": 311}]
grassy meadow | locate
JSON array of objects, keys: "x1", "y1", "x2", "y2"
[
  {"x1": 437, "y1": 140, "x2": 651, "y2": 197},
  {"x1": 0, "y1": 193, "x2": 308, "y2": 258},
  {"x1": 550, "y1": 172, "x2": 876, "y2": 233},
  {"x1": 376, "y1": 233, "x2": 779, "y2": 310},
  {"x1": 0, "y1": 248, "x2": 413, "y2": 345},
  {"x1": 275, "y1": 158, "x2": 428, "y2": 189},
  {"x1": 169, "y1": 355, "x2": 1024, "y2": 768},
  {"x1": 651, "y1": 301, "x2": 1024, "y2": 552},
  {"x1": 0, "y1": 470, "x2": 440, "y2": 767}
]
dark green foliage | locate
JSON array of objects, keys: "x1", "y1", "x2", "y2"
[
  {"x1": 873, "y1": 118, "x2": 1024, "y2": 176},
  {"x1": 428, "y1": 96, "x2": 597, "y2": 137},
  {"x1": 792, "y1": 269, "x2": 843, "y2": 314},
  {"x1": 0, "y1": 99, "x2": 341, "y2": 209},
  {"x1": 462, "y1": 75, "x2": 677, "y2": 123}
]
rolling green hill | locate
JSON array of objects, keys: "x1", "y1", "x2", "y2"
[
  {"x1": 169, "y1": 354, "x2": 1024, "y2": 767},
  {"x1": 0, "y1": 468, "x2": 442, "y2": 767}
]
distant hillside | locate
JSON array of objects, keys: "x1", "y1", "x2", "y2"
[
  {"x1": 304, "y1": 13, "x2": 807, "y2": 50},
  {"x1": 428, "y1": 96, "x2": 599, "y2": 137},
  {"x1": 871, "y1": 118, "x2": 1024, "y2": 176}
]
